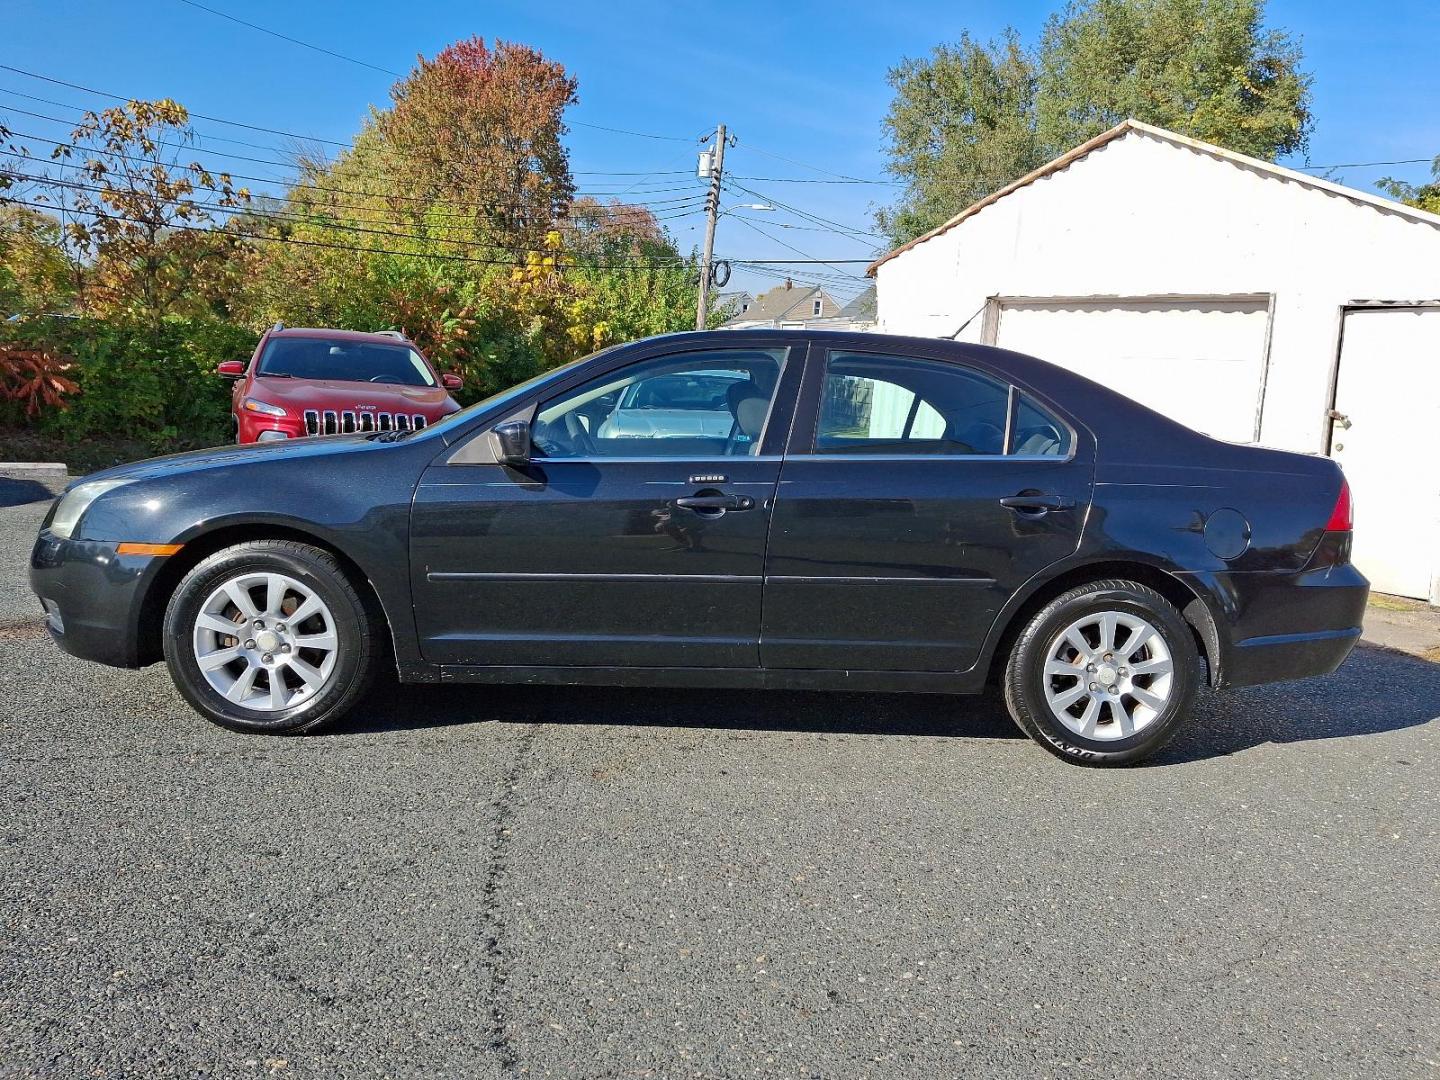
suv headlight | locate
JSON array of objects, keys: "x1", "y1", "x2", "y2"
[
  {"x1": 48, "y1": 478, "x2": 134, "y2": 539},
  {"x1": 242, "y1": 397, "x2": 287, "y2": 417}
]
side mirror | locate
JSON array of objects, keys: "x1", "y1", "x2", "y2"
[
  {"x1": 489, "y1": 419, "x2": 531, "y2": 467},
  {"x1": 441, "y1": 373, "x2": 463, "y2": 390},
  {"x1": 217, "y1": 360, "x2": 246, "y2": 378}
]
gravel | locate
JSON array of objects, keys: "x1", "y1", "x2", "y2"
[{"x1": 2, "y1": 494, "x2": 1437, "y2": 1079}]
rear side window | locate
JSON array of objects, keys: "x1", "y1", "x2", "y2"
[
  {"x1": 815, "y1": 352, "x2": 1010, "y2": 456},
  {"x1": 1012, "y1": 393, "x2": 1072, "y2": 457}
]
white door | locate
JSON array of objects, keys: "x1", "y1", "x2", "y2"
[
  {"x1": 993, "y1": 297, "x2": 1271, "y2": 443},
  {"x1": 1329, "y1": 307, "x2": 1440, "y2": 601}
]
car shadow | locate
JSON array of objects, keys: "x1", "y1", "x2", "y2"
[
  {"x1": 0, "y1": 478, "x2": 58, "y2": 508},
  {"x1": 325, "y1": 644, "x2": 1440, "y2": 765}
]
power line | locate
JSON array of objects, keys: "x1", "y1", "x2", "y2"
[
  {"x1": 724, "y1": 178, "x2": 885, "y2": 242},
  {"x1": 4, "y1": 168, "x2": 703, "y2": 257},
  {"x1": 0, "y1": 80, "x2": 697, "y2": 177},
  {"x1": 173, "y1": 0, "x2": 401, "y2": 75},
  {"x1": 729, "y1": 174, "x2": 899, "y2": 186},
  {"x1": 0, "y1": 63, "x2": 354, "y2": 148},
  {"x1": 0, "y1": 101, "x2": 704, "y2": 200},
  {"x1": 166, "y1": 2, "x2": 694, "y2": 143},
  {"x1": 1, "y1": 131, "x2": 706, "y2": 220},
  {"x1": 0, "y1": 193, "x2": 701, "y2": 271},
  {"x1": 727, "y1": 215, "x2": 869, "y2": 280}
]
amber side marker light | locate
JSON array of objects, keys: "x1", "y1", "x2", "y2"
[{"x1": 116, "y1": 543, "x2": 184, "y2": 557}]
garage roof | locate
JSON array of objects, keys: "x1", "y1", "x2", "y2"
[{"x1": 867, "y1": 119, "x2": 1440, "y2": 276}]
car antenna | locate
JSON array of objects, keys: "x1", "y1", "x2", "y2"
[{"x1": 946, "y1": 301, "x2": 987, "y2": 340}]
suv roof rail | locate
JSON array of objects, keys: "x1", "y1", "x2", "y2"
[{"x1": 374, "y1": 329, "x2": 408, "y2": 341}]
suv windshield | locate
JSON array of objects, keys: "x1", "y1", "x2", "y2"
[{"x1": 258, "y1": 337, "x2": 436, "y2": 387}]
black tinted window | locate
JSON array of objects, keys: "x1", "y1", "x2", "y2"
[
  {"x1": 1012, "y1": 393, "x2": 1071, "y2": 457},
  {"x1": 815, "y1": 352, "x2": 1009, "y2": 456},
  {"x1": 259, "y1": 338, "x2": 435, "y2": 387},
  {"x1": 533, "y1": 349, "x2": 787, "y2": 458}
]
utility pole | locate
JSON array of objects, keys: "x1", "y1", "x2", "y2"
[{"x1": 695, "y1": 123, "x2": 727, "y2": 331}]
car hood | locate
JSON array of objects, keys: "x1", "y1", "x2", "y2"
[
  {"x1": 72, "y1": 433, "x2": 387, "y2": 488},
  {"x1": 248, "y1": 377, "x2": 457, "y2": 414}
]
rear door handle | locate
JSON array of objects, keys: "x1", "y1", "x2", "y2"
[
  {"x1": 1000, "y1": 494, "x2": 1075, "y2": 512},
  {"x1": 674, "y1": 493, "x2": 755, "y2": 512}
]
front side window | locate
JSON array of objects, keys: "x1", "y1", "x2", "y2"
[
  {"x1": 533, "y1": 348, "x2": 787, "y2": 458},
  {"x1": 816, "y1": 352, "x2": 1010, "y2": 455},
  {"x1": 259, "y1": 337, "x2": 435, "y2": 387}
]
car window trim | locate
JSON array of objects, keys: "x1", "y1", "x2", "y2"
[
  {"x1": 790, "y1": 345, "x2": 1079, "y2": 464},
  {"x1": 440, "y1": 340, "x2": 805, "y2": 467}
]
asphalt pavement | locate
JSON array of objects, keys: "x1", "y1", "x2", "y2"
[{"x1": 2, "y1": 481, "x2": 1437, "y2": 1079}]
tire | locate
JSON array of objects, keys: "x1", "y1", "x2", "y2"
[
  {"x1": 163, "y1": 540, "x2": 379, "y2": 734},
  {"x1": 1003, "y1": 579, "x2": 1199, "y2": 766}
]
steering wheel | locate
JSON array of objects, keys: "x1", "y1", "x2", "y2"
[
  {"x1": 369, "y1": 375, "x2": 403, "y2": 384},
  {"x1": 563, "y1": 412, "x2": 596, "y2": 456}
]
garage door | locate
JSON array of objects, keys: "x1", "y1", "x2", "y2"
[
  {"x1": 1329, "y1": 307, "x2": 1440, "y2": 601},
  {"x1": 992, "y1": 297, "x2": 1271, "y2": 443}
]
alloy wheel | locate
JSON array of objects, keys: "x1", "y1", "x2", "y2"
[
  {"x1": 191, "y1": 571, "x2": 339, "y2": 712},
  {"x1": 1041, "y1": 610, "x2": 1175, "y2": 741}
]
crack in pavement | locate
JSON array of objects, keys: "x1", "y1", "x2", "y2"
[{"x1": 481, "y1": 722, "x2": 538, "y2": 1077}]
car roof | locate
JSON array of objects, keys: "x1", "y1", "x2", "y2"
[{"x1": 630, "y1": 328, "x2": 1213, "y2": 462}]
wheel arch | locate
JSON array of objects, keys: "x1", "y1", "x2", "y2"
[
  {"x1": 981, "y1": 558, "x2": 1224, "y2": 688},
  {"x1": 136, "y1": 520, "x2": 399, "y2": 670}
]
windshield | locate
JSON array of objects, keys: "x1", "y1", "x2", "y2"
[
  {"x1": 258, "y1": 337, "x2": 436, "y2": 387},
  {"x1": 416, "y1": 344, "x2": 625, "y2": 441}
]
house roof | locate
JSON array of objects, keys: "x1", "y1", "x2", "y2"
[
  {"x1": 867, "y1": 118, "x2": 1440, "y2": 276},
  {"x1": 724, "y1": 283, "x2": 836, "y2": 325},
  {"x1": 836, "y1": 285, "x2": 876, "y2": 321}
]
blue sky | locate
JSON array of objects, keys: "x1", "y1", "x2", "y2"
[{"x1": 5, "y1": 0, "x2": 1438, "y2": 302}]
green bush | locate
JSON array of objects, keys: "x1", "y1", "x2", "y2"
[{"x1": 0, "y1": 316, "x2": 258, "y2": 452}]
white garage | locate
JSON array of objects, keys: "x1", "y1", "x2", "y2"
[{"x1": 871, "y1": 120, "x2": 1440, "y2": 603}]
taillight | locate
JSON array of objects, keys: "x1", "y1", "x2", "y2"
[{"x1": 1325, "y1": 478, "x2": 1352, "y2": 532}]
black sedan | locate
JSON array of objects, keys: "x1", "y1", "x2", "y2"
[{"x1": 29, "y1": 330, "x2": 1367, "y2": 765}]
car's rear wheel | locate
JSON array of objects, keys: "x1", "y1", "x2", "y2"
[
  {"x1": 1003, "y1": 579, "x2": 1199, "y2": 766},
  {"x1": 163, "y1": 540, "x2": 378, "y2": 734}
]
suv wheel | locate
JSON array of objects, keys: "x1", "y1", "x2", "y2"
[
  {"x1": 163, "y1": 540, "x2": 378, "y2": 734},
  {"x1": 1004, "y1": 579, "x2": 1199, "y2": 766}
]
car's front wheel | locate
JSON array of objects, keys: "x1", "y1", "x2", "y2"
[
  {"x1": 1003, "y1": 579, "x2": 1199, "y2": 766},
  {"x1": 163, "y1": 540, "x2": 379, "y2": 734}
]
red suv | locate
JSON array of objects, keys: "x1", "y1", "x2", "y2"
[{"x1": 218, "y1": 326, "x2": 463, "y2": 443}]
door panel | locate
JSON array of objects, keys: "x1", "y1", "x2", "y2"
[
  {"x1": 409, "y1": 343, "x2": 801, "y2": 668},
  {"x1": 411, "y1": 458, "x2": 781, "y2": 666},
  {"x1": 760, "y1": 346, "x2": 1092, "y2": 673},
  {"x1": 1329, "y1": 307, "x2": 1440, "y2": 600},
  {"x1": 761, "y1": 458, "x2": 1090, "y2": 671}
]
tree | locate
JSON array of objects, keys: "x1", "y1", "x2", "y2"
[
  {"x1": 0, "y1": 206, "x2": 76, "y2": 316},
  {"x1": 879, "y1": 0, "x2": 1312, "y2": 244},
  {"x1": 374, "y1": 37, "x2": 578, "y2": 250},
  {"x1": 1036, "y1": 0, "x2": 1311, "y2": 157},
  {"x1": 1377, "y1": 156, "x2": 1440, "y2": 216},
  {"x1": 877, "y1": 31, "x2": 1045, "y2": 244},
  {"x1": 42, "y1": 100, "x2": 252, "y2": 322}
]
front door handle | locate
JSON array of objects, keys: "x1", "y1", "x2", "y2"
[
  {"x1": 674, "y1": 493, "x2": 755, "y2": 513},
  {"x1": 1000, "y1": 493, "x2": 1075, "y2": 513}
]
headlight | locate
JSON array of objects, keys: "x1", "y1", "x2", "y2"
[
  {"x1": 242, "y1": 397, "x2": 287, "y2": 417},
  {"x1": 48, "y1": 478, "x2": 134, "y2": 539}
]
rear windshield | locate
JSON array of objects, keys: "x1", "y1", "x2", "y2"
[{"x1": 258, "y1": 337, "x2": 436, "y2": 387}]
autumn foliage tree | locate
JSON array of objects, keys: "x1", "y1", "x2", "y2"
[
  {"x1": 375, "y1": 37, "x2": 578, "y2": 249},
  {"x1": 46, "y1": 99, "x2": 252, "y2": 322}
]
